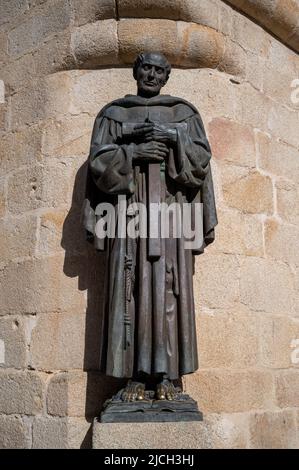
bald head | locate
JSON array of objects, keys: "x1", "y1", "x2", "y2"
[{"x1": 133, "y1": 52, "x2": 171, "y2": 98}]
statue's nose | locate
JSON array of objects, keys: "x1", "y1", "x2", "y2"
[{"x1": 148, "y1": 67, "x2": 155, "y2": 79}]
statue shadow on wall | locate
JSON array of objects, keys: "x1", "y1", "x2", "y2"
[{"x1": 61, "y1": 161, "x2": 126, "y2": 448}]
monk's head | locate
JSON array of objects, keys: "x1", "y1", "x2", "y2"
[{"x1": 133, "y1": 52, "x2": 171, "y2": 98}]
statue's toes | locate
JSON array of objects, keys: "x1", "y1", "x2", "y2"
[
  {"x1": 157, "y1": 387, "x2": 166, "y2": 400},
  {"x1": 137, "y1": 388, "x2": 145, "y2": 401},
  {"x1": 131, "y1": 392, "x2": 138, "y2": 401},
  {"x1": 166, "y1": 391, "x2": 174, "y2": 401}
]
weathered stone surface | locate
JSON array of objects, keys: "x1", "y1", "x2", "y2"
[
  {"x1": 67, "y1": 417, "x2": 91, "y2": 449},
  {"x1": 194, "y1": 254, "x2": 240, "y2": 310},
  {"x1": 256, "y1": 132, "x2": 299, "y2": 184},
  {"x1": 234, "y1": 83, "x2": 272, "y2": 131},
  {"x1": 208, "y1": 209, "x2": 264, "y2": 257},
  {"x1": 7, "y1": 163, "x2": 74, "y2": 215},
  {"x1": 275, "y1": 371, "x2": 299, "y2": 408},
  {"x1": 0, "y1": 0, "x2": 29, "y2": 28},
  {"x1": 225, "y1": 0, "x2": 299, "y2": 53},
  {"x1": 41, "y1": 114, "x2": 93, "y2": 157},
  {"x1": 263, "y1": 65, "x2": 299, "y2": 110},
  {"x1": 46, "y1": 371, "x2": 117, "y2": 418},
  {"x1": 0, "y1": 317, "x2": 27, "y2": 369},
  {"x1": 118, "y1": 0, "x2": 184, "y2": 20},
  {"x1": 118, "y1": 19, "x2": 224, "y2": 69},
  {"x1": 249, "y1": 409, "x2": 298, "y2": 449},
  {"x1": 0, "y1": 216, "x2": 37, "y2": 264},
  {"x1": 93, "y1": 413, "x2": 250, "y2": 449},
  {"x1": 0, "y1": 33, "x2": 8, "y2": 67},
  {"x1": 276, "y1": 179, "x2": 299, "y2": 226},
  {"x1": 69, "y1": 69, "x2": 134, "y2": 116},
  {"x1": 32, "y1": 416, "x2": 67, "y2": 449},
  {"x1": 208, "y1": 118, "x2": 256, "y2": 168},
  {"x1": 0, "y1": 125, "x2": 42, "y2": 175},
  {"x1": 30, "y1": 312, "x2": 101, "y2": 370},
  {"x1": 11, "y1": 73, "x2": 73, "y2": 131},
  {"x1": 8, "y1": 0, "x2": 71, "y2": 57},
  {"x1": 0, "y1": 415, "x2": 28, "y2": 449},
  {"x1": 32, "y1": 416, "x2": 91, "y2": 449},
  {"x1": 71, "y1": 0, "x2": 116, "y2": 26},
  {"x1": 72, "y1": 19, "x2": 118, "y2": 68},
  {"x1": 38, "y1": 209, "x2": 68, "y2": 255},
  {"x1": 93, "y1": 420, "x2": 212, "y2": 449},
  {"x1": 231, "y1": 10, "x2": 271, "y2": 56},
  {"x1": 0, "y1": 371, "x2": 45, "y2": 414},
  {"x1": 0, "y1": 255, "x2": 87, "y2": 315},
  {"x1": 197, "y1": 312, "x2": 259, "y2": 369},
  {"x1": 240, "y1": 257, "x2": 295, "y2": 314},
  {"x1": 0, "y1": 178, "x2": 6, "y2": 218},
  {"x1": 265, "y1": 218, "x2": 299, "y2": 266},
  {"x1": 221, "y1": 166, "x2": 274, "y2": 215},
  {"x1": 186, "y1": 370, "x2": 275, "y2": 413},
  {"x1": 260, "y1": 315, "x2": 299, "y2": 369},
  {"x1": 268, "y1": 103, "x2": 299, "y2": 149}
]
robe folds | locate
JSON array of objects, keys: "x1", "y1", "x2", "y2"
[{"x1": 82, "y1": 94, "x2": 217, "y2": 379}]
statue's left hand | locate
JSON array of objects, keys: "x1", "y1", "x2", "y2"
[{"x1": 144, "y1": 124, "x2": 177, "y2": 145}]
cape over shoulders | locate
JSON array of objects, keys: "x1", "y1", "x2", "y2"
[{"x1": 96, "y1": 94, "x2": 200, "y2": 124}]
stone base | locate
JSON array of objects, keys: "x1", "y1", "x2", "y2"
[{"x1": 92, "y1": 420, "x2": 212, "y2": 449}]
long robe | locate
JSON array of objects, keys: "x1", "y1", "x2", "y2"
[{"x1": 82, "y1": 94, "x2": 217, "y2": 379}]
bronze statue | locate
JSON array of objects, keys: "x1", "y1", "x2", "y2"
[{"x1": 82, "y1": 52, "x2": 217, "y2": 420}]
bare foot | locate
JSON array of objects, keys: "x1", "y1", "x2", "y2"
[
  {"x1": 121, "y1": 380, "x2": 146, "y2": 402},
  {"x1": 156, "y1": 379, "x2": 180, "y2": 401}
]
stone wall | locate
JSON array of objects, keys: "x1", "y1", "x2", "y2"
[{"x1": 0, "y1": 0, "x2": 298, "y2": 448}]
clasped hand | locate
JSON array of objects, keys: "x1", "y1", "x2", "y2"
[{"x1": 132, "y1": 123, "x2": 176, "y2": 163}]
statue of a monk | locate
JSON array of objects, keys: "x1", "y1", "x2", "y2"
[{"x1": 82, "y1": 52, "x2": 217, "y2": 404}]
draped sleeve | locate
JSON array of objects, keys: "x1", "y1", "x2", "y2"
[
  {"x1": 167, "y1": 113, "x2": 211, "y2": 188},
  {"x1": 89, "y1": 114, "x2": 135, "y2": 195}
]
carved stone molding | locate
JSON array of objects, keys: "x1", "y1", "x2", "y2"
[{"x1": 225, "y1": 0, "x2": 299, "y2": 52}]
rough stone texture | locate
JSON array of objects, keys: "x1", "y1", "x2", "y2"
[
  {"x1": 118, "y1": 19, "x2": 225, "y2": 69},
  {"x1": 260, "y1": 315, "x2": 299, "y2": 368},
  {"x1": 0, "y1": 216, "x2": 37, "y2": 265},
  {"x1": 72, "y1": 19, "x2": 118, "y2": 68},
  {"x1": 30, "y1": 312, "x2": 97, "y2": 370},
  {"x1": 197, "y1": 312, "x2": 259, "y2": 368},
  {"x1": 265, "y1": 219, "x2": 299, "y2": 266},
  {"x1": 226, "y1": 0, "x2": 299, "y2": 52},
  {"x1": 70, "y1": 0, "x2": 116, "y2": 26},
  {"x1": 92, "y1": 413, "x2": 250, "y2": 449},
  {"x1": 240, "y1": 258, "x2": 295, "y2": 314},
  {"x1": 249, "y1": 410, "x2": 298, "y2": 449},
  {"x1": 0, "y1": 371, "x2": 45, "y2": 414},
  {"x1": 276, "y1": 179, "x2": 299, "y2": 226},
  {"x1": 7, "y1": 0, "x2": 71, "y2": 57},
  {"x1": 186, "y1": 370, "x2": 275, "y2": 414},
  {"x1": 1, "y1": 0, "x2": 299, "y2": 450},
  {"x1": 194, "y1": 254, "x2": 240, "y2": 310},
  {"x1": 256, "y1": 132, "x2": 299, "y2": 184},
  {"x1": 32, "y1": 416, "x2": 68, "y2": 449},
  {"x1": 221, "y1": 166, "x2": 274, "y2": 215},
  {"x1": 0, "y1": 317, "x2": 27, "y2": 369},
  {"x1": 0, "y1": 415, "x2": 28, "y2": 449},
  {"x1": 275, "y1": 371, "x2": 299, "y2": 408},
  {"x1": 0, "y1": 255, "x2": 87, "y2": 316},
  {"x1": 208, "y1": 118, "x2": 256, "y2": 168},
  {"x1": 46, "y1": 371, "x2": 119, "y2": 418},
  {"x1": 208, "y1": 209, "x2": 264, "y2": 257}
]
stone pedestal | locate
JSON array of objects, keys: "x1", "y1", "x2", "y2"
[{"x1": 92, "y1": 420, "x2": 212, "y2": 449}]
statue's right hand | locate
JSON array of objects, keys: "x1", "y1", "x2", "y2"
[{"x1": 133, "y1": 141, "x2": 169, "y2": 163}]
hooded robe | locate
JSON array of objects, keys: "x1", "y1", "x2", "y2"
[{"x1": 82, "y1": 94, "x2": 217, "y2": 380}]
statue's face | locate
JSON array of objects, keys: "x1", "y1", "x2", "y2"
[{"x1": 136, "y1": 53, "x2": 168, "y2": 97}]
